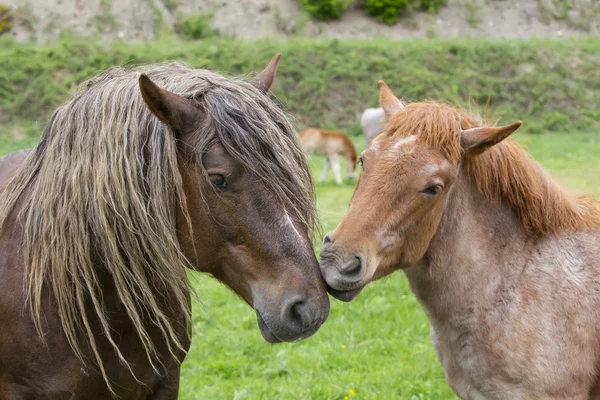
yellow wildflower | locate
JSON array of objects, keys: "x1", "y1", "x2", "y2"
[
  {"x1": 349, "y1": 388, "x2": 356, "y2": 396},
  {"x1": 341, "y1": 344, "x2": 346, "y2": 349}
]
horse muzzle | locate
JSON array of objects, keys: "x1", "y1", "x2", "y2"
[
  {"x1": 254, "y1": 292, "x2": 329, "y2": 343},
  {"x1": 319, "y1": 231, "x2": 369, "y2": 302}
]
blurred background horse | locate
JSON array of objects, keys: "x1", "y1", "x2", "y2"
[
  {"x1": 300, "y1": 128, "x2": 357, "y2": 184},
  {"x1": 361, "y1": 107, "x2": 385, "y2": 145}
]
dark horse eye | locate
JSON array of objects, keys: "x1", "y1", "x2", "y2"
[
  {"x1": 423, "y1": 184, "x2": 443, "y2": 196},
  {"x1": 359, "y1": 157, "x2": 365, "y2": 171},
  {"x1": 209, "y1": 174, "x2": 227, "y2": 188}
]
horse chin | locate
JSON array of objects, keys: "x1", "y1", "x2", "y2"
[
  {"x1": 326, "y1": 285, "x2": 364, "y2": 302},
  {"x1": 255, "y1": 310, "x2": 282, "y2": 343}
]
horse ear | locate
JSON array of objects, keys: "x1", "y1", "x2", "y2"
[
  {"x1": 378, "y1": 80, "x2": 405, "y2": 120},
  {"x1": 139, "y1": 74, "x2": 201, "y2": 134},
  {"x1": 461, "y1": 121, "x2": 522, "y2": 156},
  {"x1": 249, "y1": 53, "x2": 281, "y2": 93}
]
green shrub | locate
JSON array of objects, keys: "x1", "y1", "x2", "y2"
[
  {"x1": 175, "y1": 13, "x2": 218, "y2": 40},
  {"x1": 414, "y1": 0, "x2": 446, "y2": 13},
  {"x1": 0, "y1": 4, "x2": 14, "y2": 34},
  {"x1": 365, "y1": 0, "x2": 410, "y2": 24},
  {"x1": 298, "y1": 0, "x2": 352, "y2": 20},
  {"x1": 0, "y1": 38, "x2": 599, "y2": 134}
]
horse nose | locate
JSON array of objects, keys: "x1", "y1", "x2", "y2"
[
  {"x1": 281, "y1": 296, "x2": 317, "y2": 335},
  {"x1": 320, "y1": 234, "x2": 366, "y2": 290},
  {"x1": 338, "y1": 255, "x2": 365, "y2": 282},
  {"x1": 322, "y1": 232, "x2": 333, "y2": 247}
]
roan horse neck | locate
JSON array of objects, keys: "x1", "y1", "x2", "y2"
[{"x1": 404, "y1": 173, "x2": 536, "y2": 322}]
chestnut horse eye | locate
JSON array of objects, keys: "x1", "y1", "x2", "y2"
[
  {"x1": 359, "y1": 157, "x2": 365, "y2": 171},
  {"x1": 423, "y1": 184, "x2": 443, "y2": 196},
  {"x1": 209, "y1": 174, "x2": 227, "y2": 188}
]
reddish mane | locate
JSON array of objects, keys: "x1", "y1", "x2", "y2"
[{"x1": 385, "y1": 101, "x2": 600, "y2": 236}]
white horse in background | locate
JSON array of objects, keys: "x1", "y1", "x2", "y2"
[{"x1": 361, "y1": 107, "x2": 385, "y2": 145}]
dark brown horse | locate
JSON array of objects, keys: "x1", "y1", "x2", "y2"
[{"x1": 0, "y1": 55, "x2": 330, "y2": 399}]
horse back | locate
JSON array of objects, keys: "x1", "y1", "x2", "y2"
[{"x1": 0, "y1": 149, "x2": 31, "y2": 192}]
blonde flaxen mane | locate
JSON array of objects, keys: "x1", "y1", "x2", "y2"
[
  {"x1": 386, "y1": 101, "x2": 600, "y2": 235},
  {"x1": 0, "y1": 63, "x2": 317, "y2": 393}
]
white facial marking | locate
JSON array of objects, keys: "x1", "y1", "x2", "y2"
[
  {"x1": 369, "y1": 140, "x2": 380, "y2": 155},
  {"x1": 393, "y1": 135, "x2": 417, "y2": 149},
  {"x1": 420, "y1": 164, "x2": 441, "y2": 176},
  {"x1": 377, "y1": 229, "x2": 399, "y2": 251},
  {"x1": 283, "y1": 209, "x2": 303, "y2": 241},
  {"x1": 420, "y1": 159, "x2": 451, "y2": 176}
]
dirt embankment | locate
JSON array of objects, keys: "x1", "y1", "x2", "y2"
[{"x1": 2, "y1": 0, "x2": 599, "y2": 43}]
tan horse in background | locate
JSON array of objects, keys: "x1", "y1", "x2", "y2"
[
  {"x1": 300, "y1": 128, "x2": 357, "y2": 184},
  {"x1": 320, "y1": 81, "x2": 600, "y2": 399}
]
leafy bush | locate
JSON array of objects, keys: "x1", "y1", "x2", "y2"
[
  {"x1": 364, "y1": 0, "x2": 410, "y2": 24},
  {"x1": 0, "y1": 38, "x2": 599, "y2": 134},
  {"x1": 0, "y1": 4, "x2": 14, "y2": 34},
  {"x1": 298, "y1": 0, "x2": 352, "y2": 20},
  {"x1": 175, "y1": 13, "x2": 218, "y2": 40},
  {"x1": 414, "y1": 0, "x2": 447, "y2": 13}
]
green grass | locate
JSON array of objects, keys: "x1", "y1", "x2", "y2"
[{"x1": 2, "y1": 128, "x2": 599, "y2": 399}]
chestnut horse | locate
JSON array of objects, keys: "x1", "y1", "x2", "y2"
[
  {"x1": 320, "y1": 81, "x2": 600, "y2": 399},
  {"x1": 0, "y1": 56, "x2": 330, "y2": 399},
  {"x1": 299, "y1": 128, "x2": 357, "y2": 184}
]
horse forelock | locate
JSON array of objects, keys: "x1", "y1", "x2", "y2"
[
  {"x1": 197, "y1": 77, "x2": 318, "y2": 240},
  {"x1": 0, "y1": 62, "x2": 316, "y2": 393},
  {"x1": 385, "y1": 101, "x2": 600, "y2": 236}
]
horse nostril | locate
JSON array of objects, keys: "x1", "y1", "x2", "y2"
[
  {"x1": 322, "y1": 233, "x2": 333, "y2": 246},
  {"x1": 284, "y1": 298, "x2": 311, "y2": 333},
  {"x1": 339, "y1": 256, "x2": 364, "y2": 280}
]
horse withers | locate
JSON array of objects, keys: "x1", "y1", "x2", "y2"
[
  {"x1": 299, "y1": 128, "x2": 357, "y2": 184},
  {"x1": 0, "y1": 55, "x2": 330, "y2": 399},
  {"x1": 320, "y1": 81, "x2": 600, "y2": 399}
]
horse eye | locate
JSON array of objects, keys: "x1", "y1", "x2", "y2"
[
  {"x1": 209, "y1": 174, "x2": 227, "y2": 188},
  {"x1": 359, "y1": 157, "x2": 365, "y2": 171},
  {"x1": 423, "y1": 184, "x2": 443, "y2": 196}
]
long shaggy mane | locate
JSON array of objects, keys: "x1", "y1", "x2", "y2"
[{"x1": 0, "y1": 62, "x2": 317, "y2": 392}]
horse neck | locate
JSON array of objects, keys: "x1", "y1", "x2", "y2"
[{"x1": 404, "y1": 174, "x2": 535, "y2": 322}]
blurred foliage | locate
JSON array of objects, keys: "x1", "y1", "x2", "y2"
[
  {"x1": 0, "y1": 37, "x2": 599, "y2": 134},
  {"x1": 365, "y1": 0, "x2": 411, "y2": 24},
  {"x1": 364, "y1": 0, "x2": 447, "y2": 24},
  {"x1": 0, "y1": 4, "x2": 13, "y2": 34},
  {"x1": 297, "y1": 0, "x2": 353, "y2": 20},
  {"x1": 414, "y1": 0, "x2": 447, "y2": 13},
  {"x1": 175, "y1": 12, "x2": 219, "y2": 39}
]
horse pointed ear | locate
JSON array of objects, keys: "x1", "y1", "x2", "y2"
[
  {"x1": 461, "y1": 121, "x2": 522, "y2": 156},
  {"x1": 249, "y1": 53, "x2": 281, "y2": 93},
  {"x1": 378, "y1": 80, "x2": 405, "y2": 120},
  {"x1": 139, "y1": 74, "x2": 201, "y2": 134}
]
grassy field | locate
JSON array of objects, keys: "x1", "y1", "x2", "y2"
[{"x1": 2, "y1": 128, "x2": 599, "y2": 399}]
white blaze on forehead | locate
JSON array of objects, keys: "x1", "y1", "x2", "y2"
[
  {"x1": 393, "y1": 135, "x2": 416, "y2": 149},
  {"x1": 420, "y1": 160, "x2": 451, "y2": 176},
  {"x1": 282, "y1": 209, "x2": 303, "y2": 241},
  {"x1": 368, "y1": 138, "x2": 381, "y2": 155}
]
